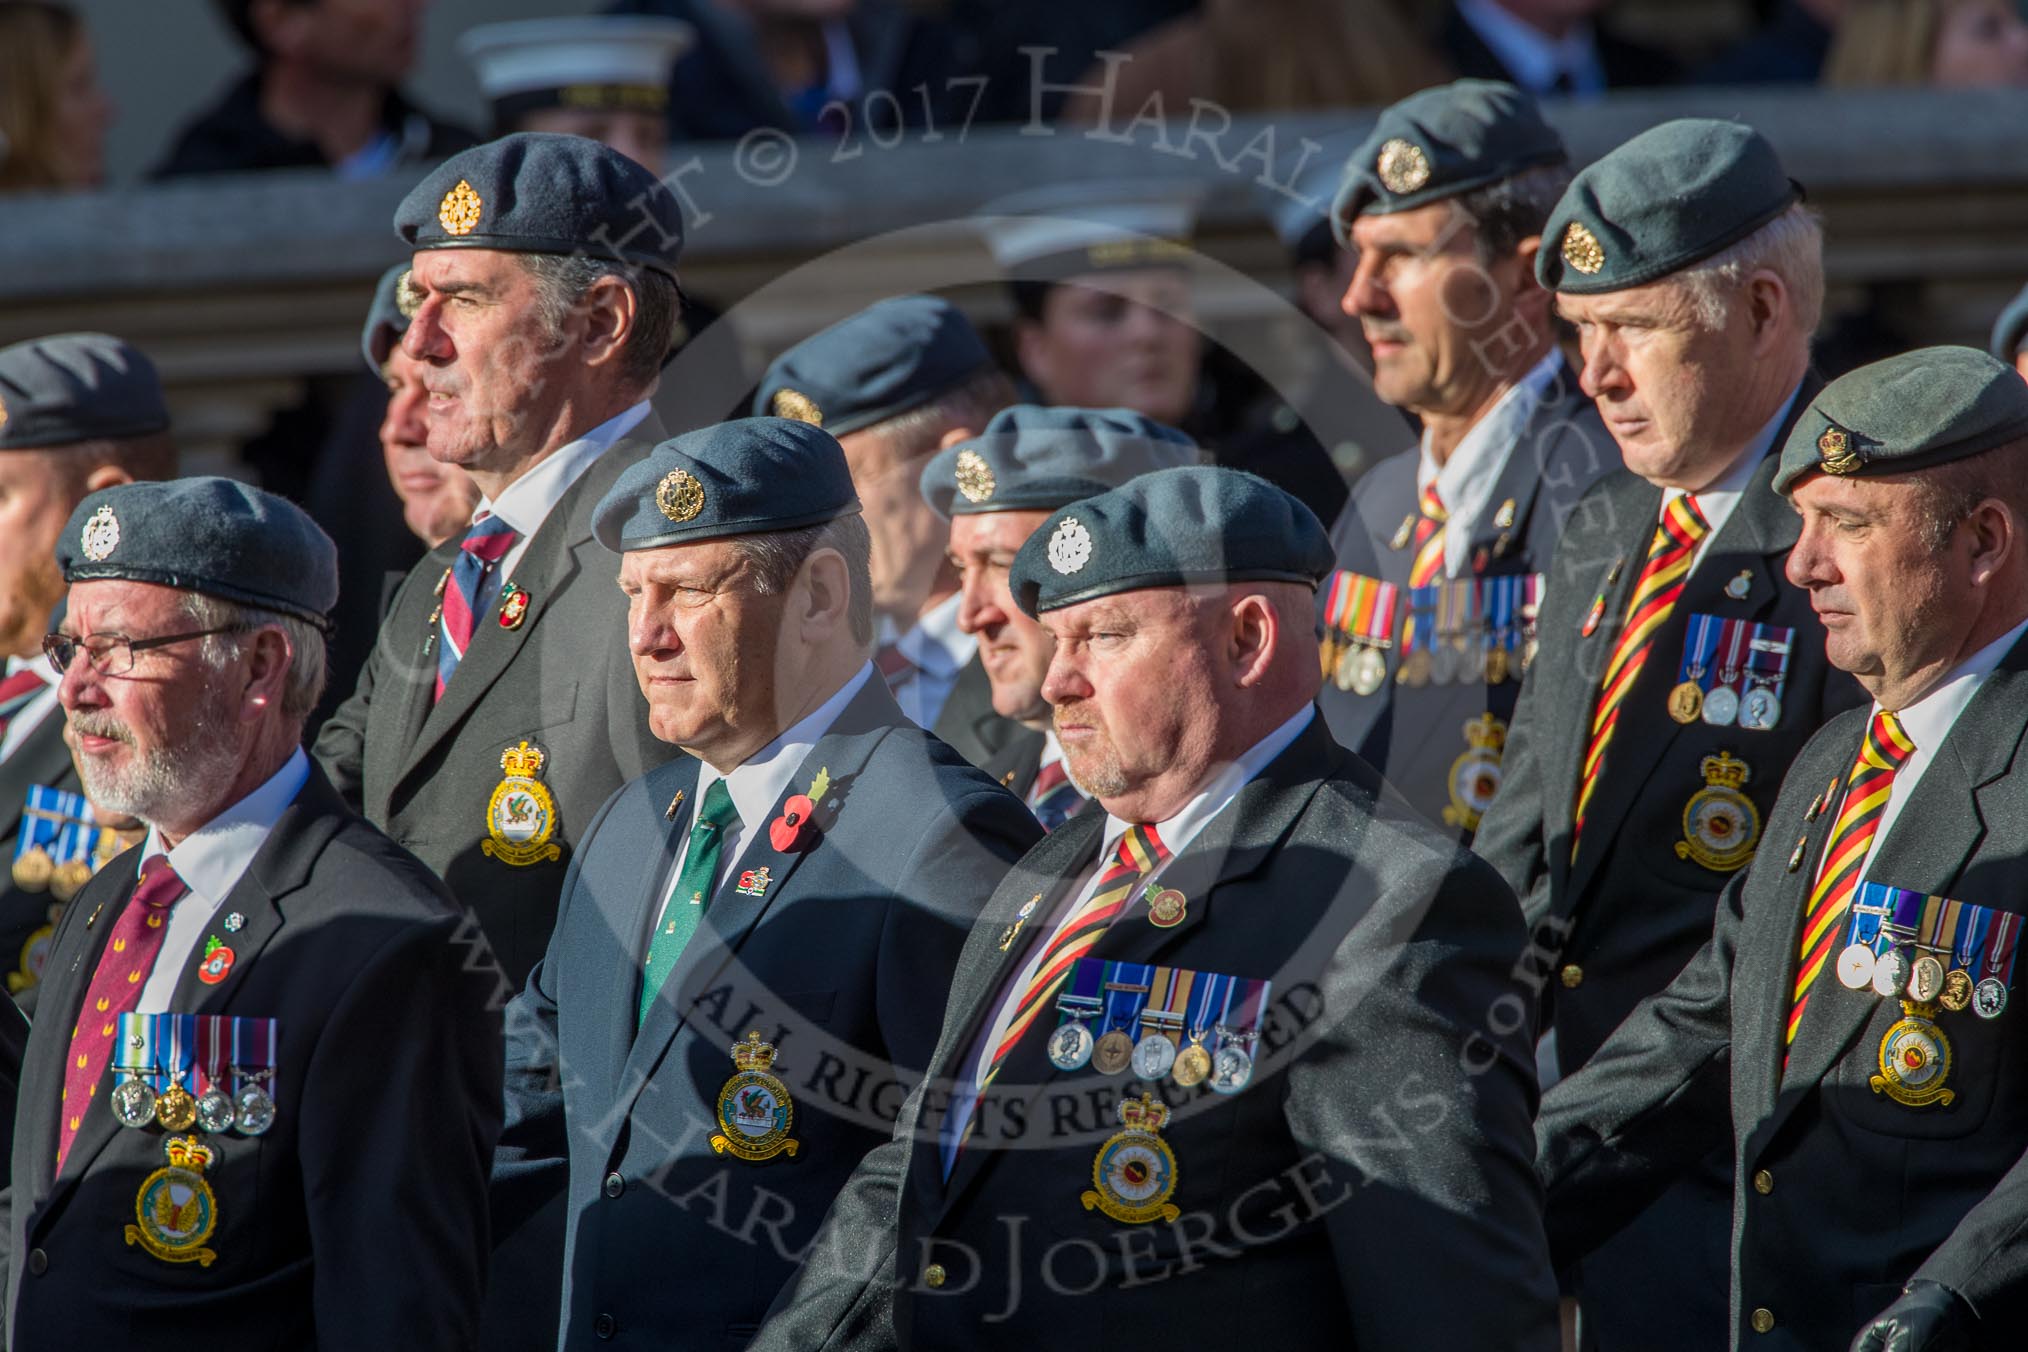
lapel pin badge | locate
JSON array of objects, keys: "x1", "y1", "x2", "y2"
[
  {"x1": 1146, "y1": 885, "x2": 1187, "y2": 928},
  {"x1": 196, "y1": 936, "x2": 234, "y2": 985},
  {"x1": 665, "y1": 790, "x2": 686, "y2": 821},
  {"x1": 1726, "y1": 570, "x2": 1753, "y2": 601},
  {"x1": 999, "y1": 894, "x2": 1041, "y2": 951},
  {"x1": 734, "y1": 867, "x2": 772, "y2": 898}
]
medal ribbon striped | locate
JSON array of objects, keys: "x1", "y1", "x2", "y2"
[
  {"x1": 1572, "y1": 494, "x2": 1709, "y2": 846},
  {"x1": 1786, "y1": 710, "x2": 1915, "y2": 1048},
  {"x1": 1408, "y1": 484, "x2": 1448, "y2": 588},
  {"x1": 435, "y1": 515, "x2": 520, "y2": 702}
]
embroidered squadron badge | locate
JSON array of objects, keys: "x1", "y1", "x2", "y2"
[
  {"x1": 1081, "y1": 1093, "x2": 1181, "y2": 1225},
  {"x1": 483, "y1": 741, "x2": 563, "y2": 867},
  {"x1": 1443, "y1": 714, "x2": 1508, "y2": 832},
  {"x1": 1674, "y1": 751, "x2": 1762, "y2": 873},
  {"x1": 710, "y1": 1032, "x2": 800, "y2": 1162},
  {"x1": 126, "y1": 1136, "x2": 220, "y2": 1267}
]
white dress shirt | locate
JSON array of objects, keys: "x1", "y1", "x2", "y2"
[
  {"x1": 136, "y1": 748, "x2": 310, "y2": 1012},
  {"x1": 1665, "y1": 382, "x2": 1802, "y2": 576},
  {"x1": 883, "y1": 593, "x2": 979, "y2": 730},
  {"x1": 646, "y1": 663, "x2": 874, "y2": 942},
  {"x1": 1456, "y1": 0, "x2": 1607, "y2": 95},
  {"x1": 0, "y1": 657, "x2": 60, "y2": 762},
  {"x1": 1416, "y1": 350, "x2": 1563, "y2": 579},
  {"x1": 1859, "y1": 619, "x2": 2028, "y2": 883},
  {"x1": 477, "y1": 400, "x2": 650, "y2": 580}
]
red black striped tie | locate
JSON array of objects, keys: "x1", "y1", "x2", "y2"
[
  {"x1": 1573, "y1": 494, "x2": 1709, "y2": 846},
  {"x1": 1787, "y1": 710, "x2": 1916, "y2": 1047},
  {"x1": 1408, "y1": 484, "x2": 1448, "y2": 588}
]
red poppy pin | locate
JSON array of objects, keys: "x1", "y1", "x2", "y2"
[
  {"x1": 769, "y1": 768, "x2": 831, "y2": 852},
  {"x1": 197, "y1": 935, "x2": 234, "y2": 985}
]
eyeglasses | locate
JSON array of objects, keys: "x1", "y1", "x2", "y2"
[{"x1": 42, "y1": 625, "x2": 250, "y2": 678}]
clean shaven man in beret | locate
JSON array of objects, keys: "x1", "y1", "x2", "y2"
[
  {"x1": 315, "y1": 133, "x2": 686, "y2": 994},
  {"x1": 918, "y1": 404, "x2": 1197, "y2": 823},
  {"x1": 360, "y1": 263, "x2": 477, "y2": 551},
  {"x1": 1541, "y1": 347, "x2": 2028, "y2": 1352},
  {"x1": 491, "y1": 418, "x2": 1039, "y2": 1350},
  {"x1": 1321, "y1": 79, "x2": 1615, "y2": 843},
  {"x1": 755, "y1": 466, "x2": 1557, "y2": 1350},
  {"x1": 1469, "y1": 116, "x2": 1866, "y2": 1352},
  {"x1": 0, "y1": 336, "x2": 176, "y2": 1017},
  {"x1": 6, "y1": 478, "x2": 499, "y2": 1349},
  {"x1": 754, "y1": 296, "x2": 1017, "y2": 733}
]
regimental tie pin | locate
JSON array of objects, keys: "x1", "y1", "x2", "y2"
[{"x1": 665, "y1": 790, "x2": 685, "y2": 821}]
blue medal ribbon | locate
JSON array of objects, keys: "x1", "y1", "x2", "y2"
[
  {"x1": 1402, "y1": 585, "x2": 1439, "y2": 664},
  {"x1": 1099, "y1": 962, "x2": 1155, "y2": 1043},
  {"x1": 1676, "y1": 613, "x2": 1722, "y2": 688},
  {"x1": 1185, "y1": 971, "x2": 1232, "y2": 1048},
  {"x1": 150, "y1": 1013, "x2": 196, "y2": 1099},
  {"x1": 1847, "y1": 881, "x2": 1906, "y2": 954}
]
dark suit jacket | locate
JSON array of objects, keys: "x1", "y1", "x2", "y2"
[
  {"x1": 1439, "y1": 3, "x2": 1681, "y2": 91},
  {"x1": 0, "y1": 767, "x2": 501, "y2": 1350},
  {"x1": 0, "y1": 714, "x2": 80, "y2": 999},
  {"x1": 315, "y1": 421, "x2": 678, "y2": 994},
  {"x1": 930, "y1": 657, "x2": 1045, "y2": 794},
  {"x1": 494, "y1": 674, "x2": 1038, "y2": 1349},
  {"x1": 1318, "y1": 362, "x2": 1615, "y2": 841},
  {"x1": 1540, "y1": 636, "x2": 2028, "y2": 1350},
  {"x1": 754, "y1": 714, "x2": 1558, "y2": 1349},
  {"x1": 152, "y1": 73, "x2": 474, "y2": 178}
]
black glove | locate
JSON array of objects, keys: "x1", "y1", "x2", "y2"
[{"x1": 1851, "y1": 1281, "x2": 1976, "y2": 1352}]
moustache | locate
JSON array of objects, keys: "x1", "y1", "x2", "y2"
[
  {"x1": 1362, "y1": 323, "x2": 1410, "y2": 346},
  {"x1": 67, "y1": 712, "x2": 133, "y2": 745}
]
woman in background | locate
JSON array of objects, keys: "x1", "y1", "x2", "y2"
[
  {"x1": 0, "y1": 1, "x2": 113, "y2": 191},
  {"x1": 1824, "y1": 0, "x2": 2028, "y2": 86}
]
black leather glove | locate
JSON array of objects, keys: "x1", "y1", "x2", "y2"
[{"x1": 1851, "y1": 1280, "x2": 1976, "y2": 1352}]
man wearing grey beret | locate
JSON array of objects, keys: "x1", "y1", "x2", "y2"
[{"x1": 7, "y1": 478, "x2": 500, "y2": 1349}]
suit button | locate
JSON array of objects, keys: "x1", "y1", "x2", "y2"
[
  {"x1": 25, "y1": 1249, "x2": 45, "y2": 1276},
  {"x1": 1753, "y1": 1169, "x2": 1773, "y2": 1195},
  {"x1": 603, "y1": 1172, "x2": 625, "y2": 1199},
  {"x1": 1560, "y1": 965, "x2": 1583, "y2": 989},
  {"x1": 594, "y1": 1313, "x2": 617, "y2": 1339},
  {"x1": 1751, "y1": 1308, "x2": 1775, "y2": 1334},
  {"x1": 924, "y1": 1263, "x2": 946, "y2": 1289}
]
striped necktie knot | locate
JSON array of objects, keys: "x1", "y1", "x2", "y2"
[
  {"x1": 1408, "y1": 484, "x2": 1449, "y2": 588},
  {"x1": 459, "y1": 515, "x2": 518, "y2": 565},
  {"x1": 435, "y1": 515, "x2": 523, "y2": 701},
  {"x1": 1658, "y1": 493, "x2": 1710, "y2": 552},
  {"x1": 1859, "y1": 710, "x2": 1916, "y2": 773}
]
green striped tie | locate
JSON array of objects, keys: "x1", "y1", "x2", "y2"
[{"x1": 640, "y1": 778, "x2": 740, "y2": 1027}]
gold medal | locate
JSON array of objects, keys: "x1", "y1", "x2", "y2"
[
  {"x1": 708, "y1": 1032, "x2": 800, "y2": 1162},
  {"x1": 1080, "y1": 1094, "x2": 1181, "y2": 1225},
  {"x1": 1870, "y1": 1006, "x2": 1956, "y2": 1108},
  {"x1": 1171, "y1": 1041, "x2": 1212, "y2": 1088},
  {"x1": 1484, "y1": 648, "x2": 1509, "y2": 686},
  {"x1": 483, "y1": 740, "x2": 563, "y2": 867},
  {"x1": 1667, "y1": 680, "x2": 1704, "y2": 724},
  {"x1": 1940, "y1": 969, "x2": 1974, "y2": 1013},
  {"x1": 125, "y1": 1136, "x2": 219, "y2": 1267},
  {"x1": 11, "y1": 847, "x2": 52, "y2": 893},
  {"x1": 48, "y1": 858, "x2": 92, "y2": 903},
  {"x1": 1091, "y1": 1030, "x2": 1134, "y2": 1076},
  {"x1": 1397, "y1": 649, "x2": 1432, "y2": 687},
  {"x1": 155, "y1": 1084, "x2": 198, "y2": 1132}
]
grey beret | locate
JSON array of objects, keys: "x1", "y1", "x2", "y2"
[
  {"x1": 752, "y1": 296, "x2": 995, "y2": 436},
  {"x1": 593, "y1": 417, "x2": 862, "y2": 552},
  {"x1": 361, "y1": 264, "x2": 421, "y2": 372},
  {"x1": 1773, "y1": 346, "x2": 2028, "y2": 495},
  {"x1": 1538, "y1": 118, "x2": 1800, "y2": 295},
  {"x1": 1989, "y1": 283, "x2": 2028, "y2": 364},
  {"x1": 1009, "y1": 465, "x2": 1331, "y2": 617},
  {"x1": 57, "y1": 477, "x2": 338, "y2": 628},
  {"x1": 920, "y1": 405, "x2": 1198, "y2": 518},
  {"x1": 1332, "y1": 80, "x2": 1567, "y2": 241},
  {"x1": 0, "y1": 334, "x2": 169, "y2": 450},
  {"x1": 395, "y1": 132, "x2": 682, "y2": 279}
]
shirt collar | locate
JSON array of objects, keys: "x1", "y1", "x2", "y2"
[
  {"x1": 1883, "y1": 617, "x2": 2028, "y2": 753},
  {"x1": 143, "y1": 748, "x2": 311, "y2": 902},
  {"x1": 696, "y1": 662, "x2": 874, "y2": 838},
  {"x1": 1417, "y1": 348, "x2": 1563, "y2": 507},
  {"x1": 1457, "y1": 0, "x2": 1600, "y2": 90},
  {"x1": 476, "y1": 401, "x2": 651, "y2": 540},
  {"x1": 894, "y1": 592, "x2": 979, "y2": 679},
  {"x1": 5, "y1": 655, "x2": 48, "y2": 684},
  {"x1": 1662, "y1": 381, "x2": 1802, "y2": 526},
  {"x1": 1099, "y1": 705, "x2": 1314, "y2": 863}
]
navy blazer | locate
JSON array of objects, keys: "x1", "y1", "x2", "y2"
[{"x1": 495, "y1": 674, "x2": 1040, "y2": 1350}]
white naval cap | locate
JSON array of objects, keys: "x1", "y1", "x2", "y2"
[
  {"x1": 458, "y1": 16, "x2": 694, "y2": 127},
  {"x1": 975, "y1": 180, "x2": 1205, "y2": 283}
]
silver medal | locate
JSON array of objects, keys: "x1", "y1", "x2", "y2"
[
  {"x1": 1836, "y1": 942, "x2": 1877, "y2": 991},
  {"x1": 234, "y1": 1084, "x2": 277, "y2": 1136},
  {"x1": 1131, "y1": 1032, "x2": 1178, "y2": 1081},
  {"x1": 1428, "y1": 644, "x2": 1459, "y2": 686},
  {"x1": 1873, "y1": 947, "x2": 1913, "y2": 999},
  {"x1": 1350, "y1": 645, "x2": 1388, "y2": 697},
  {"x1": 1974, "y1": 977, "x2": 2009, "y2": 1020},
  {"x1": 1739, "y1": 687, "x2": 1782, "y2": 731},
  {"x1": 1210, "y1": 1045, "x2": 1254, "y2": 1095},
  {"x1": 1700, "y1": 685, "x2": 1740, "y2": 727},
  {"x1": 1908, "y1": 954, "x2": 1946, "y2": 1004},
  {"x1": 195, "y1": 1086, "x2": 236, "y2": 1134},
  {"x1": 111, "y1": 1075, "x2": 157, "y2": 1129},
  {"x1": 1047, "y1": 1022, "x2": 1094, "y2": 1071}
]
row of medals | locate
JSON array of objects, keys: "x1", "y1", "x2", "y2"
[
  {"x1": 1668, "y1": 672, "x2": 1781, "y2": 730},
  {"x1": 1049, "y1": 1015, "x2": 1258, "y2": 1094},
  {"x1": 1838, "y1": 940, "x2": 2008, "y2": 1017},
  {"x1": 111, "y1": 1066, "x2": 276, "y2": 1137},
  {"x1": 1326, "y1": 633, "x2": 1535, "y2": 697},
  {"x1": 12, "y1": 833, "x2": 125, "y2": 901}
]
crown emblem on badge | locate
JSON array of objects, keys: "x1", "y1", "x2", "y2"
[
  {"x1": 771, "y1": 389, "x2": 823, "y2": 427},
  {"x1": 499, "y1": 740, "x2": 546, "y2": 778},
  {"x1": 1118, "y1": 1092, "x2": 1170, "y2": 1132},
  {"x1": 163, "y1": 1135, "x2": 216, "y2": 1172},
  {"x1": 1462, "y1": 713, "x2": 1507, "y2": 752},
  {"x1": 1818, "y1": 425, "x2": 1863, "y2": 475},
  {"x1": 954, "y1": 449, "x2": 996, "y2": 504},
  {"x1": 1047, "y1": 517, "x2": 1093, "y2": 575},
  {"x1": 1562, "y1": 221, "x2": 1606, "y2": 275},
  {"x1": 730, "y1": 1030, "x2": 780, "y2": 1072},
  {"x1": 80, "y1": 505, "x2": 120, "y2": 561},
  {"x1": 438, "y1": 179, "x2": 483, "y2": 236},
  {"x1": 1375, "y1": 138, "x2": 1431, "y2": 194},
  {"x1": 1699, "y1": 750, "x2": 1752, "y2": 790},
  {"x1": 655, "y1": 468, "x2": 705, "y2": 523},
  {"x1": 394, "y1": 268, "x2": 422, "y2": 319}
]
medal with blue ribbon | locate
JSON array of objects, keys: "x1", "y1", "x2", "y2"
[
  {"x1": 1668, "y1": 614, "x2": 1722, "y2": 723},
  {"x1": 1738, "y1": 622, "x2": 1795, "y2": 731},
  {"x1": 1172, "y1": 972, "x2": 1231, "y2": 1087},
  {"x1": 1091, "y1": 961, "x2": 1154, "y2": 1076},
  {"x1": 152, "y1": 1014, "x2": 198, "y2": 1131},
  {"x1": 231, "y1": 1017, "x2": 279, "y2": 1136},
  {"x1": 1837, "y1": 881, "x2": 1904, "y2": 991},
  {"x1": 1211, "y1": 976, "x2": 1272, "y2": 1095},
  {"x1": 1397, "y1": 587, "x2": 1438, "y2": 687}
]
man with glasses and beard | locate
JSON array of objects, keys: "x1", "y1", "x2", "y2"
[{"x1": 4, "y1": 478, "x2": 498, "y2": 1349}]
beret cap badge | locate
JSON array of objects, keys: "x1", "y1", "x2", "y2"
[
  {"x1": 1561, "y1": 222, "x2": 1606, "y2": 276},
  {"x1": 654, "y1": 469, "x2": 706, "y2": 523},
  {"x1": 1376, "y1": 138, "x2": 1432, "y2": 195},
  {"x1": 1047, "y1": 518, "x2": 1093, "y2": 576},
  {"x1": 438, "y1": 179, "x2": 484, "y2": 237},
  {"x1": 80, "y1": 506, "x2": 120, "y2": 562},
  {"x1": 771, "y1": 389, "x2": 823, "y2": 427},
  {"x1": 954, "y1": 449, "x2": 996, "y2": 504},
  {"x1": 1817, "y1": 425, "x2": 1862, "y2": 475}
]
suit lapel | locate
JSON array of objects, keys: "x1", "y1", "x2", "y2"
[{"x1": 1457, "y1": 362, "x2": 1580, "y2": 573}]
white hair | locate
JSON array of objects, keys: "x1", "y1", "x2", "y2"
[{"x1": 1674, "y1": 203, "x2": 1825, "y2": 336}]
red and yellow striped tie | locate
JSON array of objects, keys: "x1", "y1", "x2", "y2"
[
  {"x1": 1572, "y1": 494, "x2": 1710, "y2": 843},
  {"x1": 1408, "y1": 484, "x2": 1448, "y2": 588},
  {"x1": 1786, "y1": 710, "x2": 1916, "y2": 1047}
]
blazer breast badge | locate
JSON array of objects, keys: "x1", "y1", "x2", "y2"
[
  {"x1": 483, "y1": 740, "x2": 562, "y2": 867},
  {"x1": 710, "y1": 1032, "x2": 799, "y2": 1162}
]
